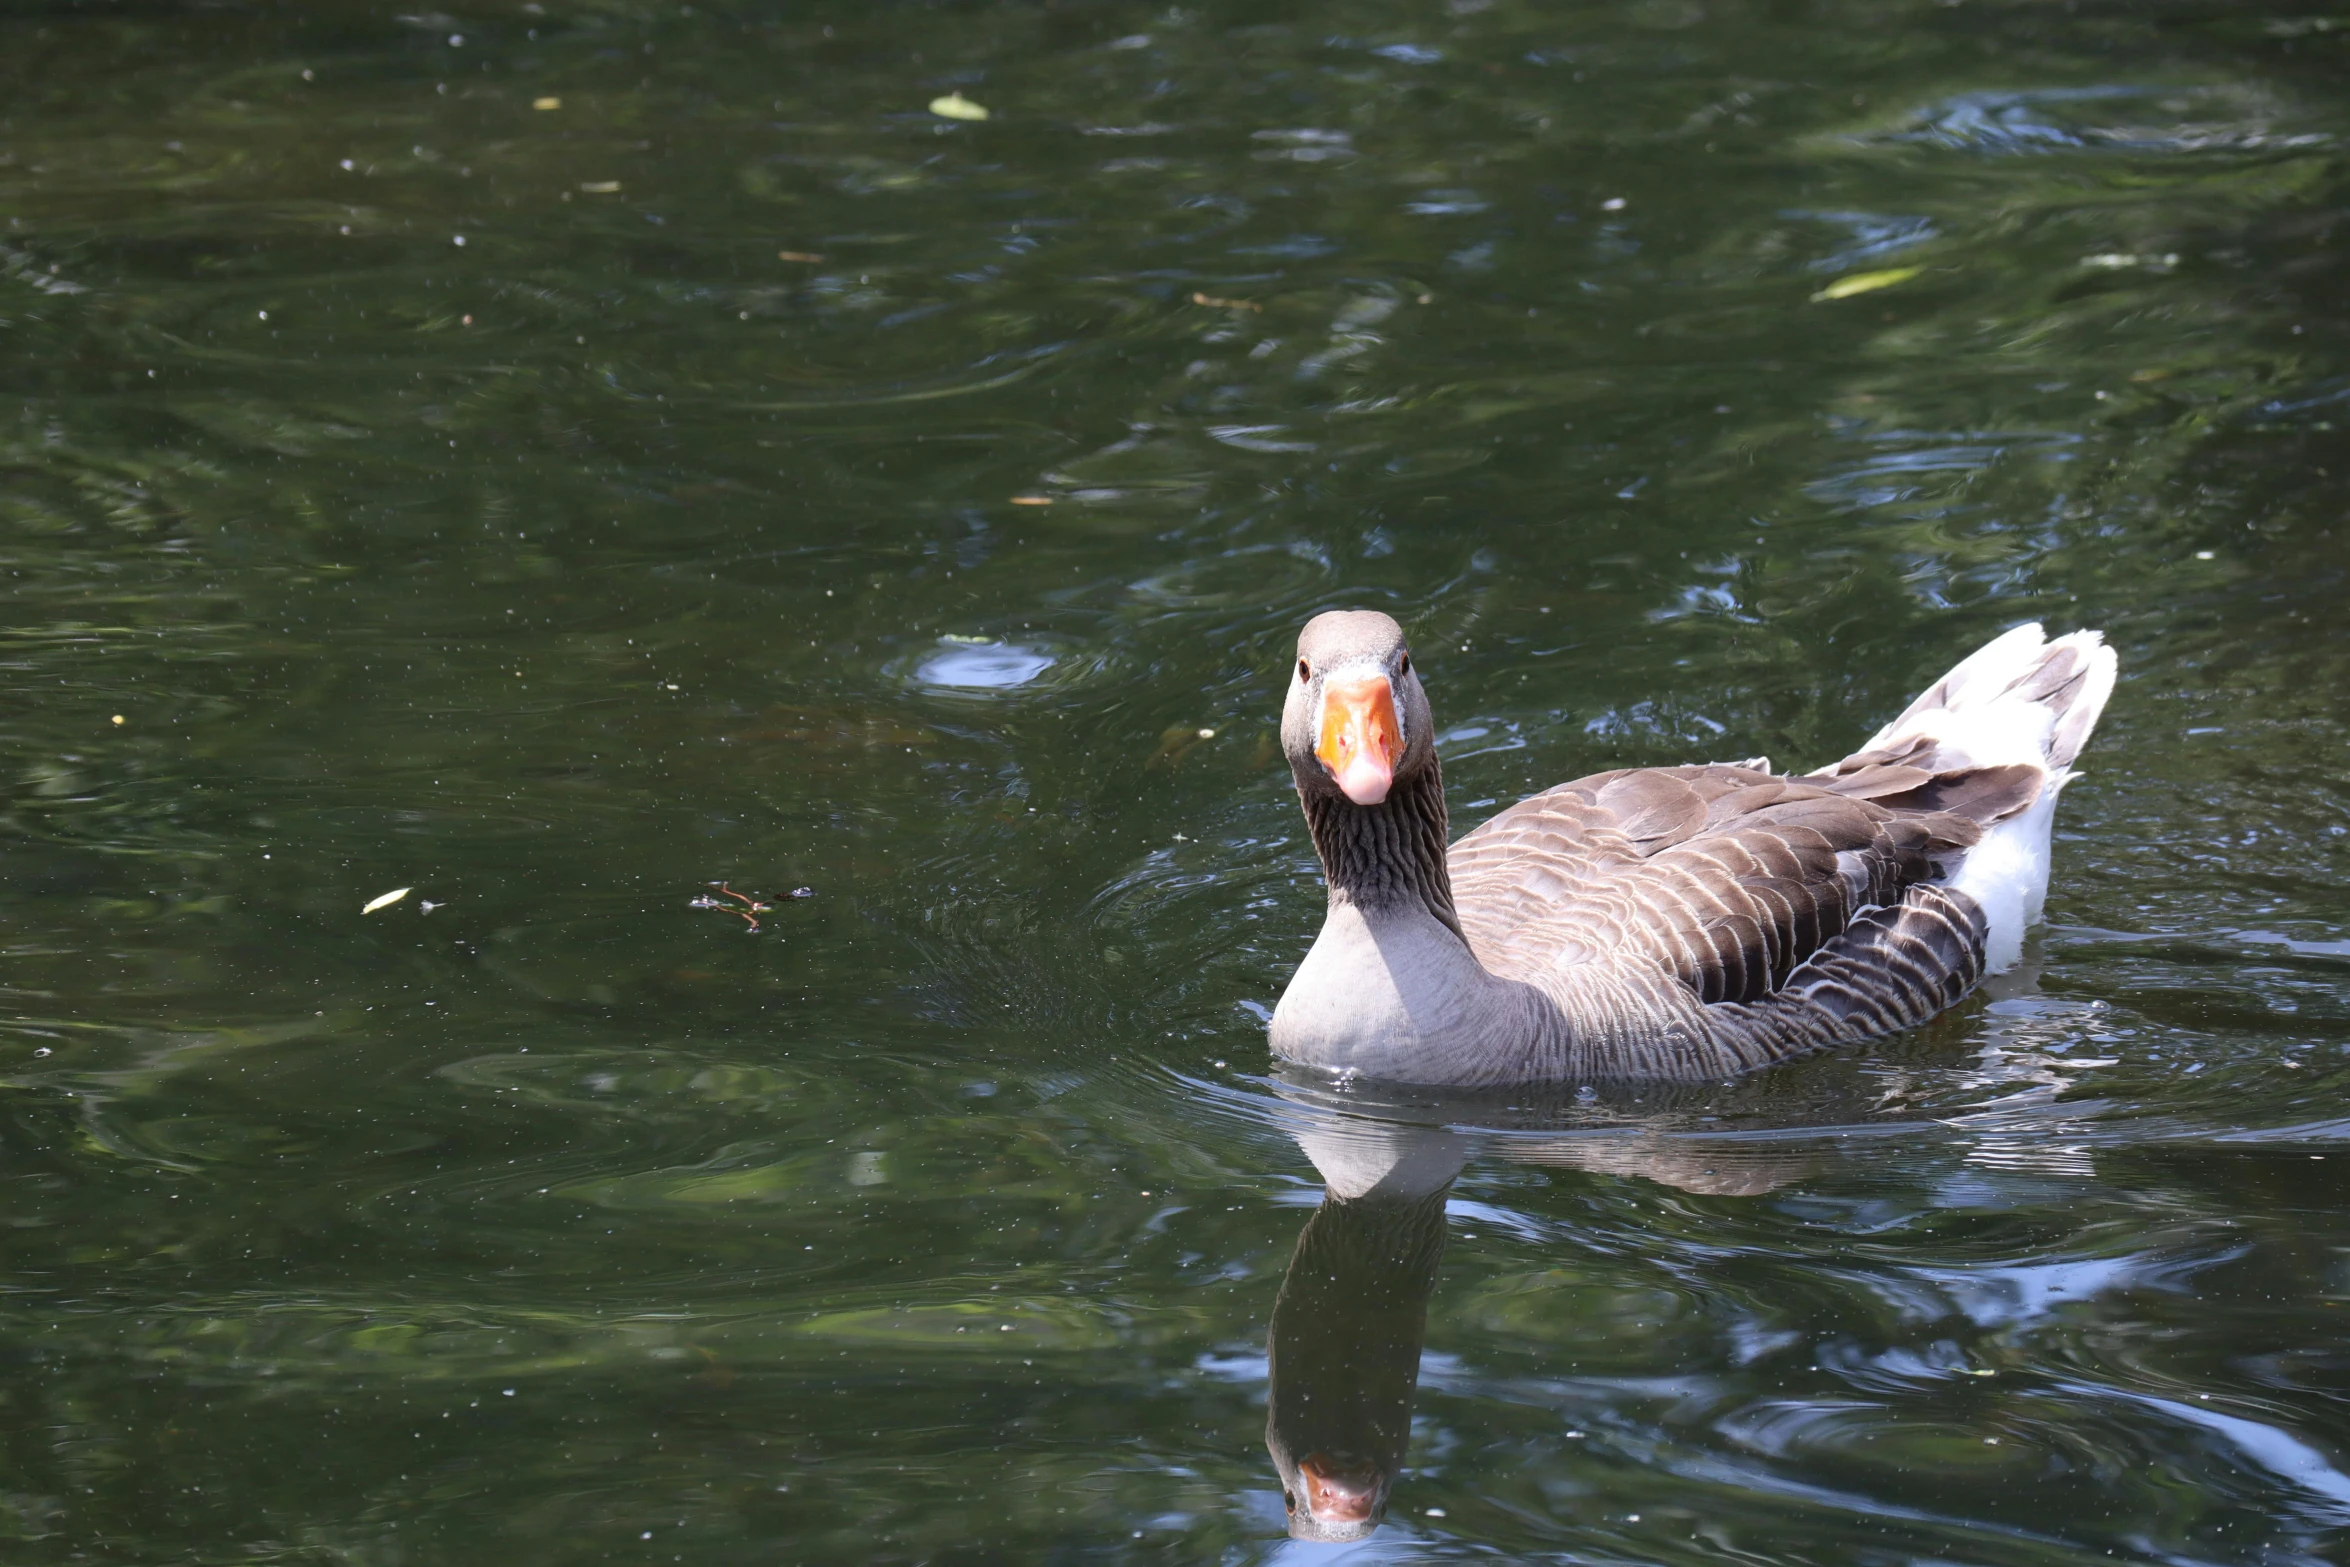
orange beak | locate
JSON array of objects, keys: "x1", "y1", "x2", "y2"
[
  {"x1": 1315, "y1": 674, "x2": 1399, "y2": 805},
  {"x1": 1299, "y1": 1453, "x2": 1383, "y2": 1526}
]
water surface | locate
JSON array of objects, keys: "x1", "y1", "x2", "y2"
[{"x1": 3, "y1": 1, "x2": 2349, "y2": 1561}]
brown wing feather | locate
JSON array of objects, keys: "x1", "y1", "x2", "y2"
[{"x1": 1449, "y1": 764, "x2": 1983, "y2": 1008}]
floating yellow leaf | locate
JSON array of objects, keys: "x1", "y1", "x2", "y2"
[
  {"x1": 579, "y1": 180, "x2": 622, "y2": 194},
  {"x1": 928, "y1": 92, "x2": 990, "y2": 122},
  {"x1": 1811, "y1": 266, "x2": 1923, "y2": 302},
  {"x1": 362, "y1": 887, "x2": 412, "y2": 915},
  {"x1": 532, "y1": 96, "x2": 561, "y2": 111}
]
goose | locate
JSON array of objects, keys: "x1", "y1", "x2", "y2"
[{"x1": 1271, "y1": 612, "x2": 2117, "y2": 1086}]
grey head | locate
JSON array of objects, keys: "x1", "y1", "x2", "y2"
[{"x1": 1280, "y1": 610, "x2": 1438, "y2": 807}]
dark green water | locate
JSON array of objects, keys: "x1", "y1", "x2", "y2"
[{"x1": 4, "y1": 0, "x2": 2349, "y2": 1560}]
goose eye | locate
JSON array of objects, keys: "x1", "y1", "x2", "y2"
[
  {"x1": 1297, "y1": 658, "x2": 1311, "y2": 682},
  {"x1": 1397, "y1": 653, "x2": 1411, "y2": 678}
]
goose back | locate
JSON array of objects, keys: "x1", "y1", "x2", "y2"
[{"x1": 1449, "y1": 763, "x2": 2017, "y2": 1004}]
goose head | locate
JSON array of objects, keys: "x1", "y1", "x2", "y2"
[{"x1": 1281, "y1": 610, "x2": 1437, "y2": 807}]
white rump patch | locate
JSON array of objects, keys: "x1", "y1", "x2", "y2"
[{"x1": 1865, "y1": 623, "x2": 2116, "y2": 972}]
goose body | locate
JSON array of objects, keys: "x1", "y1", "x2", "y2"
[{"x1": 1269, "y1": 614, "x2": 2117, "y2": 1086}]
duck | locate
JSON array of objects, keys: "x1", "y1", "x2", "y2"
[{"x1": 1269, "y1": 611, "x2": 2117, "y2": 1086}]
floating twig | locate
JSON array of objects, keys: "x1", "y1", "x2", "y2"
[{"x1": 691, "y1": 881, "x2": 773, "y2": 933}]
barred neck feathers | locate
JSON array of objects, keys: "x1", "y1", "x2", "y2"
[{"x1": 1301, "y1": 759, "x2": 1464, "y2": 941}]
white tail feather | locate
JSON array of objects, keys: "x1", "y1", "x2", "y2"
[{"x1": 1858, "y1": 623, "x2": 2117, "y2": 972}]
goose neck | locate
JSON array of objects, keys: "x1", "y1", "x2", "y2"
[{"x1": 1301, "y1": 761, "x2": 1463, "y2": 940}]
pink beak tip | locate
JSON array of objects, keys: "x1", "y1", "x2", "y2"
[{"x1": 1336, "y1": 756, "x2": 1393, "y2": 805}]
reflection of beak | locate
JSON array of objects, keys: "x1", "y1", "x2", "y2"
[
  {"x1": 1299, "y1": 1452, "x2": 1385, "y2": 1528},
  {"x1": 1315, "y1": 674, "x2": 1399, "y2": 805}
]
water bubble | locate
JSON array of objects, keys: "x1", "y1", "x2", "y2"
[{"x1": 914, "y1": 639, "x2": 1055, "y2": 690}]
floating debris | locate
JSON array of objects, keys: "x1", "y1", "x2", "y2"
[
  {"x1": 1190, "y1": 291, "x2": 1263, "y2": 312},
  {"x1": 362, "y1": 887, "x2": 412, "y2": 914},
  {"x1": 777, "y1": 250, "x2": 825, "y2": 262},
  {"x1": 580, "y1": 180, "x2": 622, "y2": 194},
  {"x1": 533, "y1": 96, "x2": 561, "y2": 111},
  {"x1": 1008, "y1": 494, "x2": 1054, "y2": 505},
  {"x1": 928, "y1": 92, "x2": 990, "y2": 122},
  {"x1": 692, "y1": 882, "x2": 772, "y2": 932},
  {"x1": 1148, "y1": 724, "x2": 1220, "y2": 769}
]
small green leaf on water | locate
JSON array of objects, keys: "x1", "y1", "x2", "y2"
[
  {"x1": 362, "y1": 887, "x2": 412, "y2": 914},
  {"x1": 928, "y1": 92, "x2": 990, "y2": 122},
  {"x1": 1811, "y1": 266, "x2": 1923, "y2": 302}
]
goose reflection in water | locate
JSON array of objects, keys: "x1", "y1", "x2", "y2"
[
  {"x1": 1263, "y1": 1068, "x2": 1839, "y2": 1540},
  {"x1": 1267, "y1": 1117, "x2": 1460, "y2": 1540}
]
